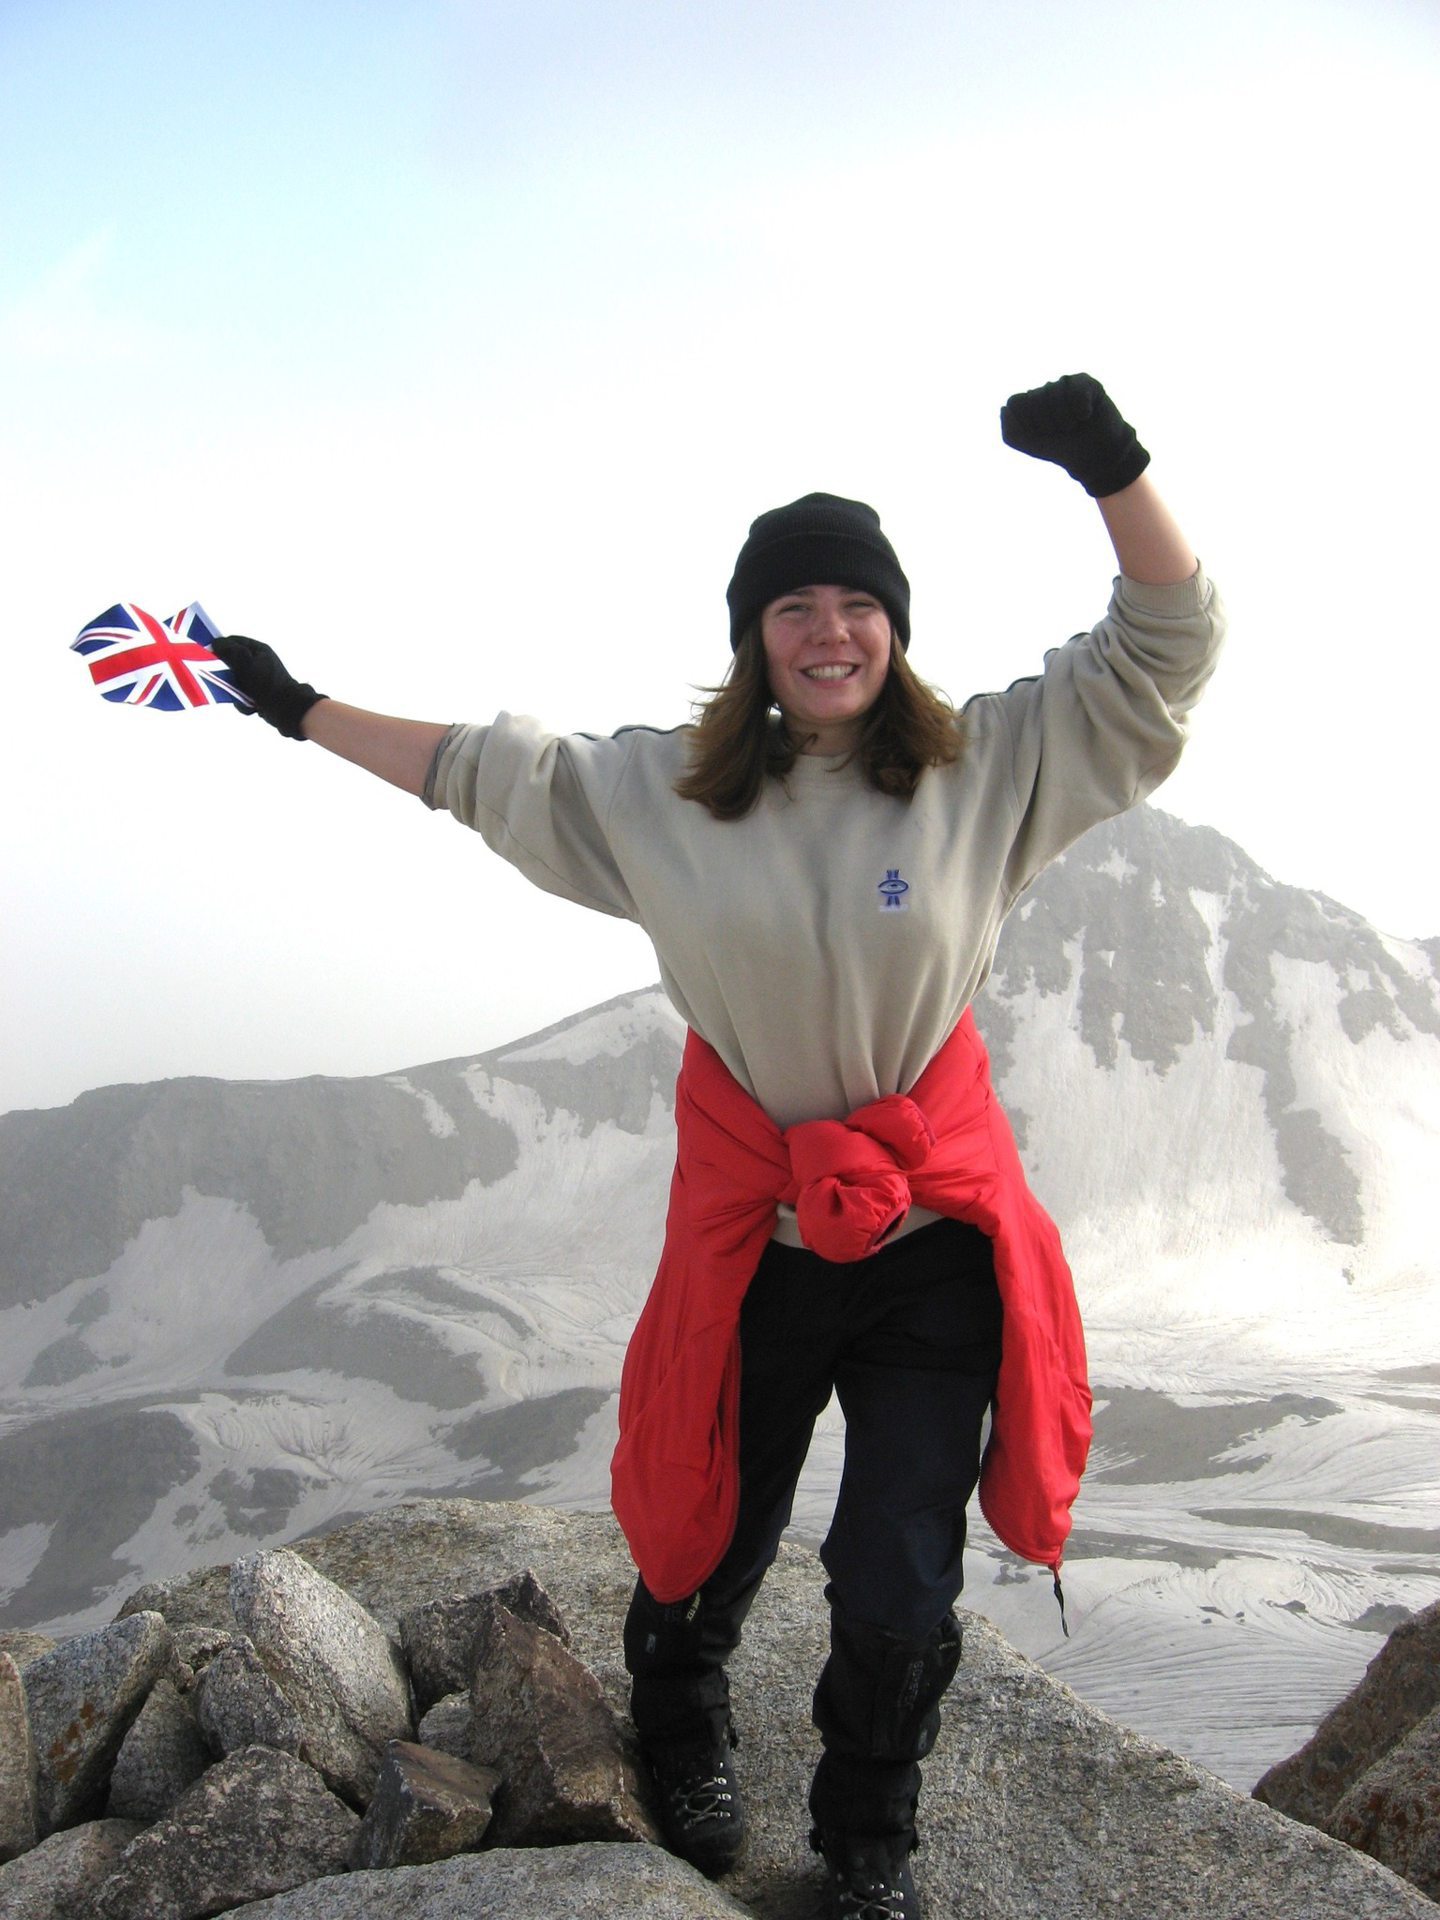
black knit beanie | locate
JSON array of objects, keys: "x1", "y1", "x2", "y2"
[{"x1": 726, "y1": 492, "x2": 911, "y2": 650}]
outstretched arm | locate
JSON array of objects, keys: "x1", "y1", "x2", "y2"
[
  {"x1": 207, "y1": 634, "x2": 448, "y2": 797},
  {"x1": 1000, "y1": 372, "x2": 1199, "y2": 585},
  {"x1": 300, "y1": 701, "x2": 449, "y2": 797}
]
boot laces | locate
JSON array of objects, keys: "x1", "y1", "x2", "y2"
[
  {"x1": 816, "y1": 1831, "x2": 917, "y2": 1920},
  {"x1": 652, "y1": 1738, "x2": 740, "y2": 1836},
  {"x1": 667, "y1": 1767, "x2": 736, "y2": 1829},
  {"x1": 834, "y1": 1872, "x2": 911, "y2": 1920}
]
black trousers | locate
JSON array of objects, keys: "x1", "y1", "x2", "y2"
[{"x1": 626, "y1": 1216, "x2": 1002, "y2": 1836}]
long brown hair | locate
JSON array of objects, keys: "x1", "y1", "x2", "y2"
[{"x1": 674, "y1": 626, "x2": 962, "y2": 821}]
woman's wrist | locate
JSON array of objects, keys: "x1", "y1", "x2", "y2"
[{"x1": 1096, "y1": 472, "x2": 1198, "y2": 586}]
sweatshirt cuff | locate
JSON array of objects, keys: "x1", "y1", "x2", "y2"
[
  {"x1": 420, "y1": 722, "x2": 466, "y2": 810},
  {"x1": 1115, "y1": 562, "x2": 1211, "y2": 617}
]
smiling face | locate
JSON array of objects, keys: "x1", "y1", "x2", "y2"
[{"x1": 759, "y1": 583, "x2": 894, "y2": 754}]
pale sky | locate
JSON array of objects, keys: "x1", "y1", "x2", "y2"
[{"x1": 2, "y1": 0, "x2": 1437, "y2": 1115}]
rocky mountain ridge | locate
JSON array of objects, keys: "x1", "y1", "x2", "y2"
[{"x1": 1, "y1": 1499, "x2": 1434, "y2": 1919}]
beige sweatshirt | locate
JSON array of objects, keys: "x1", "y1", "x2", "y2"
[{"x1": 425, "y1": 568, "x2": 1224, "y2": 1144}]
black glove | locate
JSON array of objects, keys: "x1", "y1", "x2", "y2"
[
  {"x1": 999, "y1": 373, "x2": 1150, "y2": 498},
  {"x1": 208, "y1": 634, "x2": 325, "y2": 740}
]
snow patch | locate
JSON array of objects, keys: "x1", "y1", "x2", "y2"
[
  {"x1": 499, "y1": 990, "x2": 681, "y2": 1068},
  {"x1": 1, "y1": 1194, "x2": 341, "y2": 1411},
  {"x1": 385, "y1": 1075, "x2": 457, "y2": 1138},
  {"x1": 0, "y1": 1522, "x2": 52, "y2": 1607},
  {"x1": 1268, "y1": 954, "x2": 1440, "y2": 1273},
  {"x1": 1378, "y1": 928, "x2": 1440, "y2": 984}
]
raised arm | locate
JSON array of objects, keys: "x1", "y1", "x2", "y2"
[
  {"x1": 1000, "y1": 372, "x2": 1199, "y2": 585},
  {"x1": 1095, "y1": 472, "x2": 1198, "y2": 585},
  {"x1": 300, "y1": 702, "x2": 449, "y2": 796},
  {"x1": 206, "y1": 634, "x2": 448, "y2": 797}
]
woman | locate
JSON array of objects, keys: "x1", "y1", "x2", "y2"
[{"x1": 212, "y1": 373, "x2": 1225, "y2": 1920}]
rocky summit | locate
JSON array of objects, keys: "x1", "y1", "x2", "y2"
[{"x1": 0, "y1": 1498, "x2": 1434, "y2": 1920}]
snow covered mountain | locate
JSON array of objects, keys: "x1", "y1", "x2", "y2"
[{"x1": 2, "y1": 804, "x2": 1437, "y2": 1791}]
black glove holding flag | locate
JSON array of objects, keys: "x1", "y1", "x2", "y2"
[
  {"x1": 999, "y1": 373, "x2": 1150, "y2": 498},
  {"x1": 208, "y1": 635, "x2": 326, "y2": 741}
]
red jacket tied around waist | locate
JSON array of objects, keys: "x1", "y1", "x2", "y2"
[{"x1": 611, "y1": 1011, "x2": 1093, "y2": 1603}]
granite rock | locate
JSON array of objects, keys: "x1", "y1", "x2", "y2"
[
  {"x1": 23, "y1": 1609, "x2": 172, "y2": 1834},
  {"x1": 118, "y1": 1563, "x2": 237, "y2": 1638},
  {"x1": 0, "y1": 1651, "x2": 39, "y2": 1861},
  {"x1": 92, "y1": 1744, "x2": 359, "y2": 1920},
  {"x1": 1254, "y1": 1597, "x2": 1440, "y2": 1827},
  {"x1": 399, "y1": 1567, "x2": 570, "y2": 1714},
  {"x1": 0, "y1": 1817, "x2": 144, "y2": 1920},
  {"x1": 106, "y1": 1676, "x2": 211, "y2": 1822},
  {"x1": 229, "y1": 1549, "x2": 413, "y2": 1805},
  {"x1": 117, "y1": 1500, "x2": 627, "y2": 1687},
  {"x1": 0, "y1": 1632, "x2": 56, "y2": 1672},
  {"x1": 416, "y1": 1691, "x2": 472, "y2": 1760},
  {"x1": 350, "y1": 1738, "x2": 501, "y2": 1867},
  {"x1": 195, "y1": 1638, "x2": 306, "y2": 1760},
  {"x1": 234, "y1": 1841, "x2": 756, "y2": 1918},
  {"x1": 170, "y1": 1623, "x2": 248, "y2": 1686},
  {"x1": 470, "y1": 1596, "x2": 656, "y2": 1846},
  {"x1": 1325, "y1": 1703, "x2": 1440, "y2": 1899}
]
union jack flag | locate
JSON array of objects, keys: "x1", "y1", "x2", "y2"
[{"x1": 71, "y1": 602, "x2": 247, "y2": 711}]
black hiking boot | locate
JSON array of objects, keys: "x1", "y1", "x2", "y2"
[
  {"x1": 645, "y1": 1728, "x2": 746, "y2": 1878},
  {"x1": 812, "y1": 1827, "x2": 922, "y2": 1920}
]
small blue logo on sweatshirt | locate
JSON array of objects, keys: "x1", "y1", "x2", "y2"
[{"x1": 878, "y1": 868, "x2": 910, "y2": 911}]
